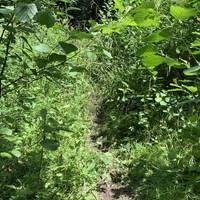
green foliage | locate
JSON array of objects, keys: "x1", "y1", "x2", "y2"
[
  {"x1": 14, "y1": 3, "x2": 38, "y2": 22},
  {"x1": 0, "y1": 1, "x2": 103, "y2": 199},
  {"x1": 86, "y1": 0, "x2": 200, "y2": 199},
  {"x1": 58, "y1": 42, "x2": 78, "y2": 54},
  {"x1": 170, "y1": 5, "x2": 197, "y2": 20},
  {"x1": 36, "y1": 10, "x2": 55, "y2": 28},
  {"x1": 1, "y1": 0, "x2": 200, "y2": 199}
]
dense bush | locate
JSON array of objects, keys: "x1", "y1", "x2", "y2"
[
  {"x1": 1, "y1": 0, "x2": 200, "y2": 199},
  {"x1": 86, "y1": 0, "x2": 200, "y2": 199},
  {"x1": 0, "y1": 1, "x2": 105, "y2": 199}
]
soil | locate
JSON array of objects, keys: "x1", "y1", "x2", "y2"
[{"x1": 89, "y1": 97, "x2": 134, "y2": 200}]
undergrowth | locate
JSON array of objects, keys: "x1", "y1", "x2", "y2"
[
  {"x1": 1, "y1": 0, "x2": 200, "y2": 199},
  {"x1": 85, "y1": 0, "x2": 200, "y2": 199}
]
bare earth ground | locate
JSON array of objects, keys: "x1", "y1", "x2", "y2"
[{"x1": 89, "y1": 97, "x2": 134, "y2": 200}]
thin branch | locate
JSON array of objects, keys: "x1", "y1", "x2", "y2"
[
  {"x1": 2, "y1": 60, "x2": 66, "y2": 89},
  {"x1": 1, "y1": 39, "x2": 94, "y2": 96},
  {"x1": 0, "y1": 15, "x2": 14, "y2": 97},
  {"x1": 0, "y1": 34, "x2": 11, "y2": 97},
  {"x1": 1, "y1": 75, "x2": 44, "y2": 96},
  {"x1": 0, "y1": 15, "x2": 14, "y2": 43},
  {"x1": 1, "y1": 60, "x2": 66, "y2": 96}
]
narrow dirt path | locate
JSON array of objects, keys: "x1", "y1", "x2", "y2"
[{"x1": 88, "y1": 97, "x2": 133, "y2": 200}]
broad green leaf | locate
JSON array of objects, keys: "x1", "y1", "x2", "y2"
[
  {"x1": 0, "y1": 128, "x2": 12, "y2": 136},
  {"x1": 11, "y1": 150, "x2": 21, "y2": 158},
  {"x1": 170, "y1": 6, "x2": 197, "y2": 20},
  {"x1": 3, "y1": 135, "x2": 17, "y2": 142},
  {"x1": 143, "y1": 53, "x2": 184, "y2": 69},
  {"x1": 100, "y1": 16, "x2": 137, "y2": 34},
  {"x1": 183, "y1": 85, "x2": 198, "y2": 93},
  {"x1": 142, "y1": 54, "x2": 165, "y2": 69},
  {"x1": 101, "y1": 22, "x2": 121, "y2": 34},
  {"x1": 122, "y1": 16, "x2": 137, "y2": 26},
  {"x1": 49, "y1": 53, "x2": 66, "y2": 62},
  {"x1": 165, "y1": 57, "x2": 181, "y2": 67},
  {"x1": 192, "y1": 50, "x2": 200, "y2": 55},
  {"x1": 17, "y1": 25, "x2": 35, "y2": 33},
  {"x1": 41, "y1": 139, "x2": 59, "y2": 151},
  {"x1": 33, "y1": 44, "x2": 51, "y2": 53},
  {"x1": 114, "y1": 0, "x2": 125, "y2": 12},
  {"x1": 137, "y1": 45, "x2": 157, "y2": 56},
  {"x1": 133, "y1": 8, "x2": 160, "y2": 27},
  {"x1": 14, "y1": 3, "x2": 38, "y2": 22},
  {"x1": 58, "y1": 42, "x2": 78, "y2": 54},
  {"x1": 35, "y1": 58, "x2": 49, "y2": 68},
  {"x1": 146, "y1": 28, "x2": 173, "y2": 43},
  {"x1": 192, "y1": 32, "x2": 200, "y2": 36},
  {"x1": 191, "y1": 39, "x2": 200, "y2": 47},
  {"x1": 36, "y1": 10, "x2": 55, "y2": 28},
  {"x1": 183, "y1": 65, "x2": 200, "y2": 76},
  {"x1": 0, "y1": 6, "x2": 14, "y2": 14},
  {"x1": 0, "y1": 152, "x2": 12, "y2": 159}
]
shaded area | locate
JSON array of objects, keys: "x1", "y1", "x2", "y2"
[{"x1": 97, "y1": 183, "x2": 134, "y2": 200}]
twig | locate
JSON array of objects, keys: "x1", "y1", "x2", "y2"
[{"x1": 0, "y1": 34, "x2": 11, "y2": 97}]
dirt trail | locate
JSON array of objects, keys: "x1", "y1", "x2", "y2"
[{"x1": 89, "y1": 97, "x2": 133, "y2": 200}]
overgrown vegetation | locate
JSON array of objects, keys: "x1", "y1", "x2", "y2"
[{"x1": 0, "y1": 0, "x2": 200, "y2": 199}]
